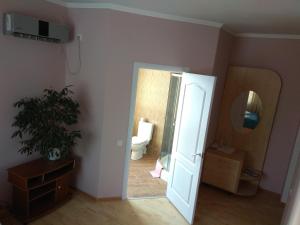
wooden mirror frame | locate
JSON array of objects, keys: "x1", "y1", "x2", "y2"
[{"x1": 216, "y1": 66, "x2": 281, "y2": 171}]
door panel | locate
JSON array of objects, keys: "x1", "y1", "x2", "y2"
[
  {"x1": 176, "y1": 83, "x2": 205, "y2": 162},
  {"x1": 172, "y1": 161, "x2": 194, "y2": 203},
  {"x1": 167, "y1": 72, "x2": 216, "y2": 224},
  {"x1": 55, "y1": 174, "x2": 71, "y2": 203}
]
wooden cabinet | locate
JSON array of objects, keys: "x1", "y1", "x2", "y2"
[
  {"x1": 202, "y1": 148, "x2": 262, "y2": 195},
  {"x1": 55, "y1": 175, "x2": 71, "y2": 203},
  {"x1": 202, "y1": 148, "x2": 245, "y2": 193},
  {"x1": 7, "y1": 158, "x2": 75, "y2": 223}
]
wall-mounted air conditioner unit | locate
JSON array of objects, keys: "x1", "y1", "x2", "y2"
[{"x1": 3, "y1": 13, "x2": 70, "y2": 43}]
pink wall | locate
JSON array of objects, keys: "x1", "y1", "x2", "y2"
[
  {"x1": 65, "y1": 9, "x2": 109, "y2": 196},
  {"x1": 230, "y1": 37, "x2": 300, "y2": 193},
  {"x1": 66, "y1": 9, "x2": 225, "y2": 197},
  {"x1": 67, "y1": 7, "x2": 298, "y2": 197},
  {"x1": 0, "y1": 0, "x2": 69, "y2": 202},
  {"x1": 2, "y1": 1, "x2": 294, "y2": 200}
]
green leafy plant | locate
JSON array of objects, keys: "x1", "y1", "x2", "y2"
[{"x1": 12, "y1": 87, "x2": 81, "y2": 159}]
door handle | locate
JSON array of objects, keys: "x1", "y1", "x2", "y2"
[{"x1": 192, "y1": 153, "x2": 203, "y2": 158}]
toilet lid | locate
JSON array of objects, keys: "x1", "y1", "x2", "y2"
[{"x1": 132, "y1": 136, "x2": 147, "y2": 145}]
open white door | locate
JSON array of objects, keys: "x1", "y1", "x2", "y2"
[{"x1": 166, "y1": 72, "x2": 216, "y2": 224}]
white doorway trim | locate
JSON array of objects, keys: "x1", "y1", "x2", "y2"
[
  {"x1": 282, "y1": 124, "x2": 300, "y2": 203},
  {"x1": 122, "y1": 62, "x2": 189, "y2": 200},
  {"x1": 281, "y1": 139, "x2": 300, "y2": 225}
]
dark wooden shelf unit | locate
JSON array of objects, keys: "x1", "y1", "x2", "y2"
[
  {"x1": 29, "y1": 192, "x2": 55, "y2": 217},
  {"x1": 8, "y1": 158, "x2": 75, "y2": 223},
  {"x1": 29, "y1": 181, "x2": 56, "y2": 201},
  {"x1": 28, "y1": 176, "x2": 43, "y2": 189}
]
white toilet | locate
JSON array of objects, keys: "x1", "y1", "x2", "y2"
[{"x1": 131, "y1": 119, "x2": 154, "y2": 160}]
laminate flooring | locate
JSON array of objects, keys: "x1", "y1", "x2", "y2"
[
  {"x1": 30, "y1": 184, "x2": 285, "y2": 225},
  {"x1": 127, "y1": 154, "x2": 167, "y2": 198},
  {"x1": 9, "y1": 155, "x2": 285, "y2": 225}
]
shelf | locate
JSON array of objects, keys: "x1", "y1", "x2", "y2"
[
  {"x1": 236, "y1": 180, "x2": 258, "y2": 196},
  {"x1": 28, "y1": 179, "x2": 55, "y2": 190},
  {"x1": 29, "y1": 182, "x2": 56, "y2": 201},
  {"x1": 240, "y1": 173, "x2": 261, "y2": 182},
  {"x1": 29, "y1": 192, "x2": 55, "y2": 218},
  {"x1": 28, "y1": 176, "x2": 43, "y2": 188},
  {"x1": 44, "y1": 162, "x2": 74, "y2": 182},
  {"x1": 8, "y1": 158, "x2": 75, "y2": 223}
]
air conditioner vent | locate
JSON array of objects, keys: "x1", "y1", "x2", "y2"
[{"x1": 3, "y1": 13, "x2": 70, "y2": 43}]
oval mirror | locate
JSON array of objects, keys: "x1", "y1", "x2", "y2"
[{"x1": 230, "y1": 91, "x2": 263, "y2": 133}]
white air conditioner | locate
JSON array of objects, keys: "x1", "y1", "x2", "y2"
[{"x1": 3, "y1": 13, "x2": 70, "y2": 43}]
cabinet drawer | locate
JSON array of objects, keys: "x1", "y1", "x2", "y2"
[{"x1": 202, "y1": 151, "x2": 244, "y2": 193}]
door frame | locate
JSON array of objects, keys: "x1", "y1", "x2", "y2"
[
  {"x1": 281, "y1": 123, "x2": 300, "y2": 225},
  {"x1": 282, "y1": 124, "x2": 300, "y2": 203},
  {"x1": 122, "y1": 62, "x2": 189, "y2": 200},
  {"x1": 281, "y1": 144, "x2": 300, "y2": 225}
]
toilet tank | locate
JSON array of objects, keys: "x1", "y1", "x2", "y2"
[{"x1": 137, "y1": 121, "x2": 154, "y2": 142}]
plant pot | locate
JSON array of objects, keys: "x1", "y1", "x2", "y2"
[{"x1": 48, "y1": 148, "x2": 61, "y2": 161}]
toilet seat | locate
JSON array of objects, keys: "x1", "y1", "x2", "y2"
[
  {"x1": 132, "y1": 136, "x2": 148, "y2": 145},
  {"x1": 131, "y1": 136, "x2": 148, "y2": 160}
]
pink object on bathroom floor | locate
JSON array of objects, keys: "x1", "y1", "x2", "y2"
[{"x1": 150, "y1": 160, "x2": 163, "y2": 178}]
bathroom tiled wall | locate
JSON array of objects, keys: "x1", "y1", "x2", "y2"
[{"x1": 133, "y1": 69, "x2": 171, "y2": 157}]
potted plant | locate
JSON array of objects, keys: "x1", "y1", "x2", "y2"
[{"x1": 12, "y1": 87, "x2": 81, "y2": 160}]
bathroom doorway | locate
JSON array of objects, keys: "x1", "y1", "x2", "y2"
[
  {"x1": 123, "y1": 63, "x2": 216, "y2": 224},
  {"x1": 126, "y1": 66, "x2": 182, "y2": 198}
]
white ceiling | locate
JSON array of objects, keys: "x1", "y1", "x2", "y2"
[{"x1": 57, "y1": 0, "x2": 300, "y2": 35}]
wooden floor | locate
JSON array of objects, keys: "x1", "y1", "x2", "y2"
[
  {"x1": 195, "y1": 184, "x2": 285, "y2": 225},
  {"x1": 127, "y1": 154, "x2": 167, "y2": 198},
  {"x1": 28, "y1": 184, "x2": 285, "y2": 225}
]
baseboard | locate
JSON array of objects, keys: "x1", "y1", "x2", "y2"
[
  {"x1": 98, "y1": 197, "x2": 122, "y2": 201},
  {"x1": 71, "y1": 187, "x2": 121, "y2": 201}
]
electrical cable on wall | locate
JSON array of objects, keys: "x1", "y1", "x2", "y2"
[{"x1": 65, "y1": 35, "x2": 82, "y2": 75}]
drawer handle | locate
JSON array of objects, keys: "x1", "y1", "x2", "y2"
[{"x1": 192, "y1": 153, "x2": 203, "y2": 158}]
